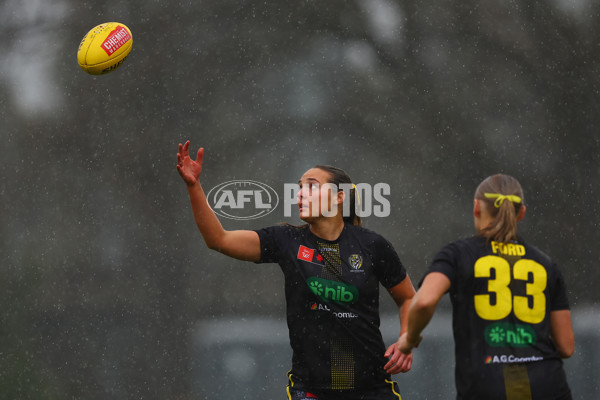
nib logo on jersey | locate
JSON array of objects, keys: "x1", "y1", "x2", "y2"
[
  {"x1": 484, "y1": 322, "x2": 537, "y2": 347},
  {"x1": 483, "y1": 322, "x2": 543, "y2": 364},
  {"x1": 307, "y1": 277, "x2": 358, "y2": 305}
]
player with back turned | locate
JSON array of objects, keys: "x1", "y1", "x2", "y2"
[
  {"x1": 398, "y1": 174, "x2": 574, "y2": 400},
  {"x1": 177, "y1": 141, "x2": 416, "y2": 400}
]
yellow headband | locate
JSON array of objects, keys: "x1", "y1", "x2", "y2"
[
  {"x1": 484, "y1": 193, "x2": 522, "y2": 208},
  {"x1": 352, "y1": 184, "x2": 360, "y2": 206}
]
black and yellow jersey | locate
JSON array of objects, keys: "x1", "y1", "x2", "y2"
[
  {"x1": 426, "y1": 235, "x2": 571, "y2": 400},
  {"x1": 255, "y1": 223, "x2": 407, "y2": 391}
]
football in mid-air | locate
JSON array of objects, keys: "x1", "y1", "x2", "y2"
[{"x1": 77, "y1": 22, "x2": 132, "y2": 75}]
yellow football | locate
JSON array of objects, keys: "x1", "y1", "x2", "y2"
[{"x1": 77, "y1": 22, "x2": 133, "y2": 75}]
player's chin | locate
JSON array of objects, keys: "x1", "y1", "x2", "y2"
[
  {"x1": 299, "y1": 214, "x2": 316, "y2": 224},
  {"x1": 298, "y1": 209, "x2": 316, "y2": 222}
]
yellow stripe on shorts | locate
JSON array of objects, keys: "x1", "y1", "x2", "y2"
[
  {"x1": 385, "y1": 379, "x2": 402, "y2": 399},
  {"x1": 503, "y1": 364, "x2": 532, "y2": 400}
]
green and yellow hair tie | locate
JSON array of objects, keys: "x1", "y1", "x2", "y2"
[{"x1": 484, "y1": 193, "x2": 522, "y2": 208}]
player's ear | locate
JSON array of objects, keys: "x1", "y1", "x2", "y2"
[
  {"x1": 335, "y1": 188, "x2": 346, "y2": 205},
  {"x1": 473, "y1": 199, "x2": 481, "y2": 218},
  {"x1": 517, "y1": 205, "x2": 526, "y2": 222}
]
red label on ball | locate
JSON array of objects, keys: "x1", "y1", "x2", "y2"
[{"x1": 101, "y1": 26, "x2": 131, "y2": 56}]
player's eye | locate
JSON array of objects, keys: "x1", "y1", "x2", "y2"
[{"x1": 298, "y1": 182, "x2": 319, "y2": 194}]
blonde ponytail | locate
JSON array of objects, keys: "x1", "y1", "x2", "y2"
[{"x1": 474, "y1": 175, "x2": 524, "y2": 243}]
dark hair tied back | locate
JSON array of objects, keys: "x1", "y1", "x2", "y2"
[{"x1": 313, "y1": 165, "x2": 362, "y2": 227}]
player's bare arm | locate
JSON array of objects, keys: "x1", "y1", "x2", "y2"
[
  {"x1": 398, "y1": 272, "x2": 450, "y2": 354},
  {"x1": 384, "y1": 275, "x2": 416, "y2": 374},
  {"x1": 177, "y1": 141, "x2": 261, "y2": 262},
  {"x1": 550, "y1": 310, "x2": 575, "y2": 358}
]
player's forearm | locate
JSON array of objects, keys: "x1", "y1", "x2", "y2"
[
  {"x1": 550, "y1": 310, "x2": 575, "y2": 358},
  {"x1": 405, "y1": 272, "x2": 449, "y2": 346},
  {"x1": 405, "y1": 291, "x2": 436, "y2": 345},
  {"x1": 388, "y1": 277, "x2": 417, "y2": 337},
  {"x1": 186, "y1": 180, "x2": 227, "y2": 249},
  {"x1": 399, "y1": 298, "x2": 412, "y2": 335}
]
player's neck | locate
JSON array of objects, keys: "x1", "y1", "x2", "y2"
[
  {"x1": 474, "y1": 213, "x2": 495, "y2": 232},
  {"x1": 309, "y1": 218, "x2": 345, "y2": 241}
]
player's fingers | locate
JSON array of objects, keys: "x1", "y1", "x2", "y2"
[
  {"x1": 384, "y1": 344, "x2": 398, "y2": 361},
  {"x1": 398, "y1": 356, "x2": 412, "y2": 373},
  {"x1": 383, "y1": 357, "x2": 395, "y2": 371},
  {"x1": 386, "y1": 361, "x2": 402, "y2": 375},
  {"x1": 384, "y1": 351, "x2": 401, "y2": 372},
  {"x1": 384, "y1": 344, "x2": 393, "y2": 358},
  {"x1": 390, "y1": 355, "x2": 412, "y2": 374}
]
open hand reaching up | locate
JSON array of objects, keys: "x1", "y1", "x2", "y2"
[{"x1": 177, "y1": 141, "x2": 204, "y2": 186}]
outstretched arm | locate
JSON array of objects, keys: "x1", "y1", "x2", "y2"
[
  {"x1": 384, "y1": 275, "x2": 416, "y2": 374},
  {"x1": 397, "y1": 272, "x2": 450, "y2": 354},
  {"x1": 177, "y1": 141, "x2": 261, "y2": 261}
]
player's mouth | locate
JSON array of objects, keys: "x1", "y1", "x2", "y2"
[{"x1": 298, "y1": 203, "x2": 310, "y2": 213}]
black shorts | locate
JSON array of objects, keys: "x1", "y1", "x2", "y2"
[{"x1": 286, "y1": 379, "x2": 402, "y2": 400}]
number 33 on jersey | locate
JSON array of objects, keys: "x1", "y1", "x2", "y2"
[{"x1": 474, "y1": 241, "x2": 546, "y2": 324}]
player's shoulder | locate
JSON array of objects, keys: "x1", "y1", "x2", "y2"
[
  {"x1": 344, "y1": 224, "x2": 386, "y2": 242},
  {"x1": 519, "y1": 237, "x2": 554, "y2": 266},
  {"x1": 343, "y1": 224, "x2": 397, "y2": 253},
  {"x1": 430, "y1": 236, "x2": 487, "y2": 266},
  {"x1": 442, "y1": 235, "x2": 486, "y2": 253},
  {"x1": 256, "y1": 223, "x2": 309, "y2": 239}
]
